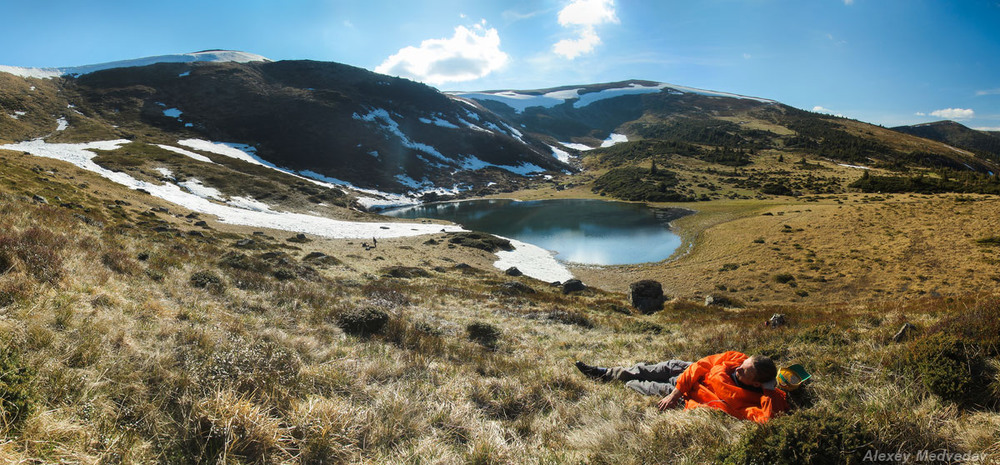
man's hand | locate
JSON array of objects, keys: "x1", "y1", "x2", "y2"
[{"x1": 657, "y1": 389, "x2": 682, "y2": 411}]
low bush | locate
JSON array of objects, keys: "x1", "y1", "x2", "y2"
[
  {"x1": 467, "y1": 322, "x2": 501, "y2": 350},
  {"x1": 718, "y1": 409, "x2": 875, "y2": 465},
  {"x1": 336, "y1": 307, "x2": 389, "y2": 337},
  {"x1": 906, "y1": 333, "x2": 994, "y2": 408},
  {"x1": 0, "y1": 345, "x2": 36, "y2": 433},
  {"x1": 774, "y1": 273, "x2": 795, "y2": 284},
  {"x1": 447, "y1": 232, "x2": 513, "y2": 253},
  {"x1": 0, "y1": 228, "x2": 65, "y2": 284},
  {"x1": 190, "y1": 270, "x2": 224, "y2": 291},
  {"x1": 102, "y1": 250, "x2": 139, "y2": 275}
]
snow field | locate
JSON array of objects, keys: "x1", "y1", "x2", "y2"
[{"x1": 0, "y1": 139, "x2": 572, "y2": 282}]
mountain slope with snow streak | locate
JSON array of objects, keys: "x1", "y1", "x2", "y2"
[{"x1": 0, "y1": 50, "x2": 269, "y2": 79}]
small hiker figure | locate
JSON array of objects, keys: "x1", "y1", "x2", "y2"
[{"x1": 372, "y1": 237, "x2": 377, "y2": 248}]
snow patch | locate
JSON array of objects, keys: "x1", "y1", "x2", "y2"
[
  {"x1": 156, "y1": 144, "x2": 215, "y2": 163},
  {"x1": 0, "y1": 139, "x2": 463, "y2": 239},
  {"x1": 8, "y1": 111, "x2": 26, "y2": 120},
  {"x1": 600, "y1": 133, "x2": 628, "y2": 147},
  {"x1": 155, "y1": 167, "x2": 174, "y2": 178},
  {"x1": 55, "y1": 117, "x2": 68, "y2": 131},
  {"x1": 493, "y1": 238, "x2": 574, "y2": 283},
  {"x1": 419, "y1": 116, "x2": 459, "y2": 129},
  {"x1": 163, "y1": 108, "x2": 182, "y2": 118},
  {"x1": 178, "y1": 71, "x2": 191, "y2": 77},
  {"x1": 178, "y1": 139, "x2": 260, "y2": 165},
  {"x1": 559, "y1": 141, "x2": 593, "y2": 151},
  {"x1": 459, "y1": 155, "x2": 546, "y2": 175},
  {"x1": 838, "y1": 163, "x2": 870, "y2": 170},
  {"x1": 548, "y1": 145, "x2": 573, "y2": 163},
  {"x1": 353, "y1": 108, "x2": 450, "y2": 163}
]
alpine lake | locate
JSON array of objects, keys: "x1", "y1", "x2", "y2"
[{"x1": 381, "y1": 199, "x2": 690, "y2": 266}]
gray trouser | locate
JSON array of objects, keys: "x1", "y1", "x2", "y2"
[{"x1": 607, "y1": 360, "x2": 692, "y2": 396}]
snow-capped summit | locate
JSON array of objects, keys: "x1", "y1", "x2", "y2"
[
  {"x1": 450, "y1": 80, "x2": 774, "y2": 114},
  {"x1": 0, "y1": 50, "x2": 270, "y2": 79}
]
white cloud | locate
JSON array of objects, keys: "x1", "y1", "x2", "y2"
[
  {"x1": 557, "y1": 0, "x2": 619, "y2": 26},
  {"x1": 375, "y1": 24, "x2": 509, "y2": 85},
  {"x1": 915, "y1": 112, "x2": 926, "y2": 116},
  {"x1": 552, "y1": 0, "x2": 619, "y2": 60},
  {"x1": 743, "y1": 53, "x2": 752, "y2": 60},
  {"x1": 974, "y1": 126, "x2": 1000, "y2": 131},
  {"x1": 930, "y1": 108, "x2": 975, "y2": 119},
  {"x1": 844, "y1": 0, "x2": 854, "y2": 5},
  {"x1": 812, "y1": 106, "x2": 844, "y2": 117},
  {"x1": 976, "y1": 88, "x2": 1000, "y2": 96},
  {"x1": 553, "y1": 28, "x2": 602, "y2": 59}
]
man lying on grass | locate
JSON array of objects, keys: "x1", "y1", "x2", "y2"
[{"x1": 576, "y1": 351, "x2": 788, "y2": 424}]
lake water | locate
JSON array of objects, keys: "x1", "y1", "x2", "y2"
[{"x1": 381, "y1": 199, "x2": 689, "y2": 265}]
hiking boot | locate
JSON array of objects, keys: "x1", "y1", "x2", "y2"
[{"x1": 576, "y1": 361, "x2": 608, "y2": 380}]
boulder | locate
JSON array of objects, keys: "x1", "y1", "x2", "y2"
[
  {"x1": 630, "y1": 280, "x2": 665, "y2": 314},
  {"x1": 765, "y1": 313, "x2": 787, "y2": 328},
  {"x1": 562, "y1": 279, "x2": 586, "y2": 294},
  {"x1": 498, "y1": 281, "x2": 535, "y2": 295},
  {"x1": 505, "y1": 267, "x2": 523, "y2": 277}
]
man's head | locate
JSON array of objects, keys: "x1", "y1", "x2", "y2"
[{"x1": 734, "y1": 355, "x2": 778, "y2": 388}]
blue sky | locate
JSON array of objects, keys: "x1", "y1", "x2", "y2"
[{"x1": 2, "y1": 0, "x2": 999, "y2": 129}]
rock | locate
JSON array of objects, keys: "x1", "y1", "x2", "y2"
[
  {"x1": 765, "y1": 313, "x2": 787, "y2": 328},
  {"x1": 303, "y1": 252, "x2": 341, "y2": 267},
  {"x1": 381, "y1": 266, "x2": 431, "y2": 279},
  {"x1": 630, "y1": 280, "x2": 665, "y2": 314},
  {"x1": 287, "y1": 233, "x2": 311, "y2": 243},
  {"x1": 562, "y1": 279, "x2": 586, "y2": 294},
  {"x1": 32, "y1": 194, "x2": 48, "y2": 204},
  {"x1": 497, "y1": 281, "x2": 535, "y2": 295},
  {"x1": 194, "y1": 220, "x2": 209, "y2": 228},
  {"x1": 505, "y1": 267, "x2": 523, "y2": 277},
  {"x1": 893, "y1": 322, "x2": 916, "y2": 342}
]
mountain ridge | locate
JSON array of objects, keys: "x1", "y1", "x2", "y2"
[{"x1": 4, "y1": 51, "x2": 1000, "y2": 210}]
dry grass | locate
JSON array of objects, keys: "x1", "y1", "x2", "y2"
[{"x1": 0, "y1": 150, "x2": 998, "y2": 463}]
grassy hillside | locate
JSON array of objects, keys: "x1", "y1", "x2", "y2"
[{"x1": 1, "y1": 137, "x2": 999, "y2": 463}]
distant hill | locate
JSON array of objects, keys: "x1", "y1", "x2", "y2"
[{"x1": 891, "y1": 120, "x2": 1000, "y2": 162}]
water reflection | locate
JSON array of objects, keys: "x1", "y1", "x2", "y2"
[{"x1": 382, "y1": 199, "x2": 689, "y2": 265}]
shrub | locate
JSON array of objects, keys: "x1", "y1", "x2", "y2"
[
  {"x1": 0, "y1": 346, "x2": 36, "y2": 433},
  {"x1": 467, "y1": 322, "x2": 501, "y2": 350},
  {"x1": 718, "y1": 409, "x2": 875, "y2": 465},
  {"x1": 447, "y1": 232, "x2": 513, "y2": 252},
  {"x1": 0, "y1": 275, "x2": 32, "y2": 308},
  {"x1": 0, "y1": 228, "x2": 65, "y2": 284},
  {"x1": 774, "y1": 273, "x2": 795, "y2": 284},
  {"x1": 906, "y1": 333, "x2": 993, "y2": 407},
  {"x1": 190, "y1": 270, "x2": 224, "y2": 291},
  {"x1": 336, "y1": 307, "x2": 389, "y2": 337}
]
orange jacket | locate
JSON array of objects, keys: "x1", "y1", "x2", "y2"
[{"x1": 673, "y1": 351, "x2": 788, "y2": 424}]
